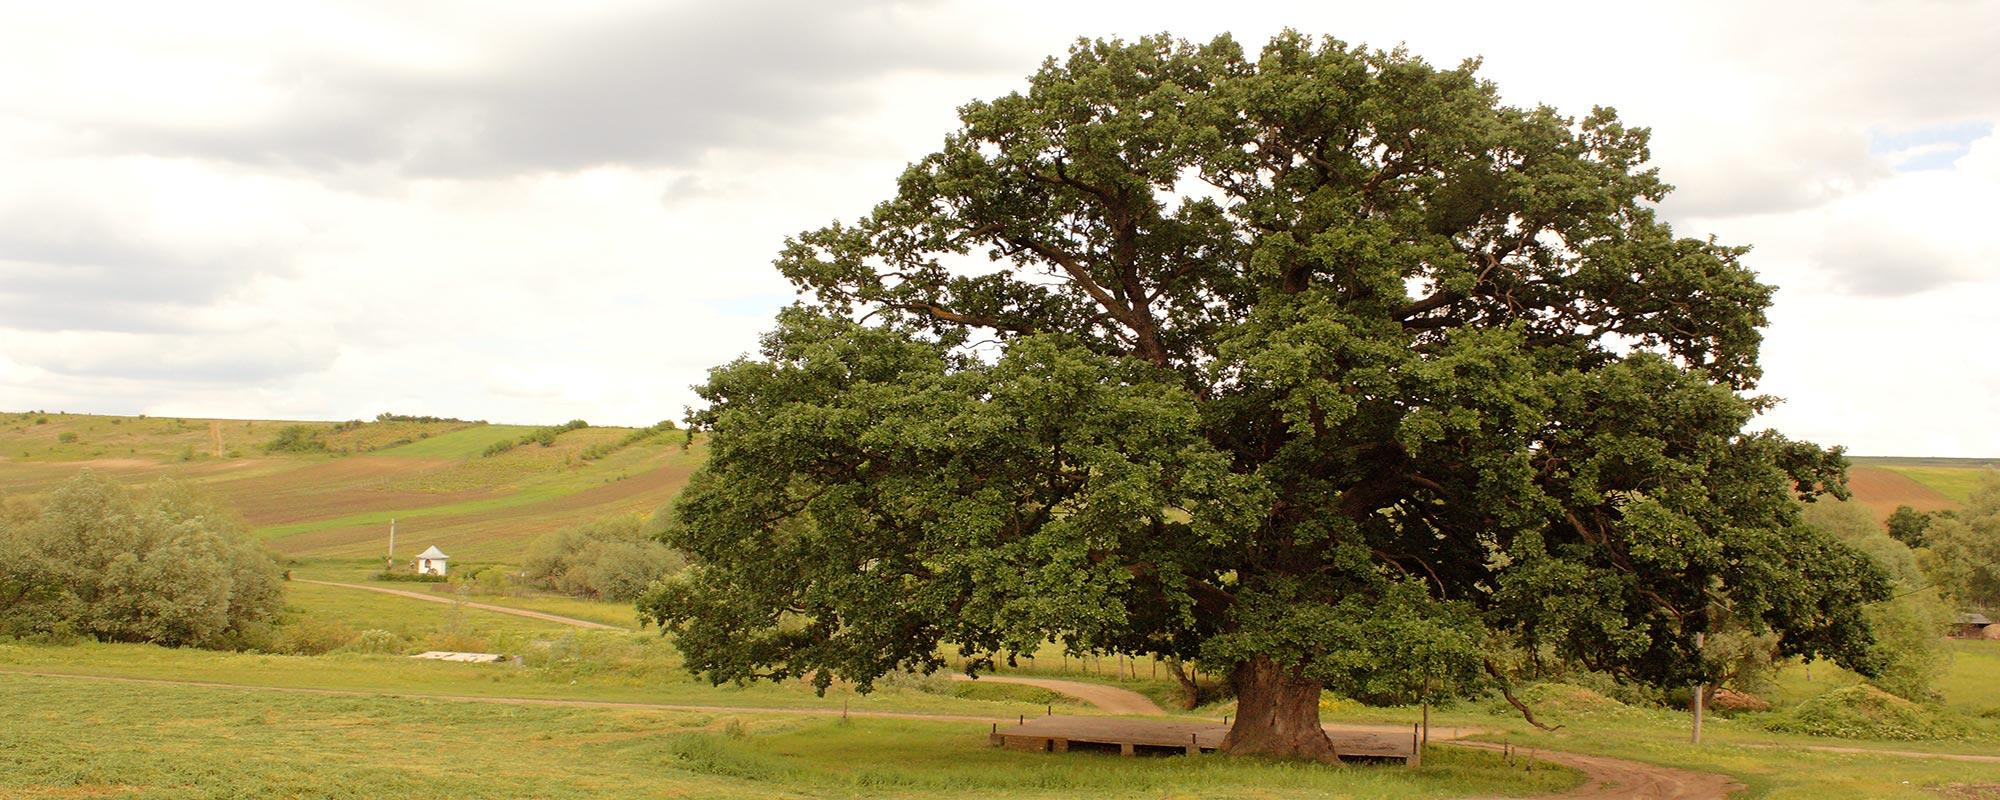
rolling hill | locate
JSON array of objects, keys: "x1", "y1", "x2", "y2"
[
  {"x1": 0, "y1": 411, "x2": 699, "y2": 562},
  {"x1": 3, "y1": 411, "x2": 1991, "y2": 561}
]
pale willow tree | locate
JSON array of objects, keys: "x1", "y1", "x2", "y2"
[
  {"x1": 643, "y1": 33, "x2": 1890, "y2": 759},
  {"x1": 0, "y1": 472, "x2": 283, "y2": 648}
]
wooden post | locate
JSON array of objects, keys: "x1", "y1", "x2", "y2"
[
  {"x1": 1692, "y1": 632, "x2": 1706, "y2": 745},
  {"x1": 1187, "y1": 732, "x2": 1199, "y2": 756},
  {"x1": 1410, "y1": 722, "x2": 1422, "y2": 768},
  {"x1": 1422, "y1": 698, "x2": 1430, "y2": 745}
]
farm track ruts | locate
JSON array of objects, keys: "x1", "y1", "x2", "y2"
[
  {"x1": 1454, "y1": 742, "x2": 1740, "y2": 800},
  {"x1": 291, "y1": 579, "x2": 624, "y2": 630}
]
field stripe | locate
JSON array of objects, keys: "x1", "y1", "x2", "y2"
[
  {"x1": 291, "y1": 579, "x2": 626, "y2": 630},
  {"x1": 0, "y1": 669, "x2": 1007, "y2": 723}
]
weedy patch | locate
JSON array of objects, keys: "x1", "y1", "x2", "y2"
[{"x1": 1762, "y1": 685, "x2": 1977, "y2": 741}]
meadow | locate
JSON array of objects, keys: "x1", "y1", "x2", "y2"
[{"x1": 7, "y1": 412, "x2": 2000, "y2": 798}]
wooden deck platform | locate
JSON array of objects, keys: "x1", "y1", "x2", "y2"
[{"x1": 988, "y1": 716, "x2": 1422, "y2": 764}]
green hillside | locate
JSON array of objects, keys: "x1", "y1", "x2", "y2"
[{"x1": 0, "y1": 411, "x2": 694, "y2": 563}]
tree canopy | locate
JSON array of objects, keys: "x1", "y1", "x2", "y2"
[
  {"x1": 642, "y1": 31, "x2": 1890, "y2": 759},
  {"x1": 0, "y1": 472, "x2": 283, "y2": 649}
]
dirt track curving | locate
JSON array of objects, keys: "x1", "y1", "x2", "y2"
[
  {"x1": 292, "y1": 579, "x2": 625, "y2": 630},
  {"x1": 1455, "y1": 742, "x2": 1742, "y2": 799},
  {"x1": 948, "y1": 673, "x2": 1163, "y2": 715}
]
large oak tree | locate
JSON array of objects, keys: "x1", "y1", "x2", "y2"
[{"x1": 642, "y1": 32, "x2": 1889, "y2": 759}]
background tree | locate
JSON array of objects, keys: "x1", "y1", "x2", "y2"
[
  {"x1": 1920, "y1": 473, "x2": 2000, "y2": 613},
  {"x1": 1885, "y1": 505, "x2": 1933, "y2": 549},
  {"x1": 644, "y1": 32, "x2": 1891, "y2": 759},
  {"x1": 524, "y1": 515, "x2": 684, "y2": 601},
  {"x1": 0, "y1": 472, "x2": 283, "y2": 648},
  {"x1": 1799, "y1": 501, "x2": 1948, "y2": 700}
]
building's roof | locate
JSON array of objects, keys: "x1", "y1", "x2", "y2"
[
  {"x1": 1958, "y1": 612, "x2": 1993, "y2": 625},
  {"x1": 416, "y1": 545, "x2": 449, "y2": 560}
]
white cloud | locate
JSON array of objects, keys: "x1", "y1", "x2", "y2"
[{"x1": 0, "y1": 0, "x2": 1995, "y2": 456}]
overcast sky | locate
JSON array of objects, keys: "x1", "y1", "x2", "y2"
[{"x1": 1, "y1": 0, "x2": 1994, "y2": 456}]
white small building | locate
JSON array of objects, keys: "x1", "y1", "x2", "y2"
[{"x1": 415, "y1": 545, "x2": 449, "y2": 576}]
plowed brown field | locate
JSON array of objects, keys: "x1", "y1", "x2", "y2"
[{"x1": 1846, "y1": 465, "x2": 1961, "y2": 520}]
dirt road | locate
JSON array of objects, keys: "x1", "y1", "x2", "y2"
[
  {"x1": 949, "y1": 673, "x2": 1163, "y2": 715},
  {"x1": 293, "y1": 579, "x2": 625, "y2": 630},
  {"x1": 1455, "y1": 742, "x2": 1742, "y2": 799}
]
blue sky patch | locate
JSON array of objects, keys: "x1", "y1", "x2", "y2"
[{"x1": 1869, "y1": 121, "x2": 1992, "y2": 171}]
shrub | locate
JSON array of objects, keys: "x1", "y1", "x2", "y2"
[
  {"x1": 263, "y1": 424, "x2": 328, "y2": 453},
  {"x1": 375, "y1": 570, "x2": 448, "y2": 584},
  {"x1": 523, "y1": 516, "x2": 683, "y2": 601},
  {"x1": 1762, "y1": 685, "x2": 1974, "y2": 741},
  {"x1": 0, "y1": 473, "x2": 284, "y2": 649},
  {"x1": 346, "y1": 629, "x2": 406, "y2": 654},
  {"x1": 376, "y1": 413, "x2": 484, "y2": 424},
  {"x1": 449, "y1": 564, "x2": 516, "y2": 596},
  {"x1": 482, "y1": 439, "x2": 516, "y2": 457},
  {"x1": 57, "y1": 432, "x2": 78, "y2": 443},
  {"x1": 274, "y1": 616, "x2": 360, "y2": 655}
]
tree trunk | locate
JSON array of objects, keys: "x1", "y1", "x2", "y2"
[
  {"x1": 1220, "y1": 656, "x2": 1338, "y2": 761},
  {"x1": 1165, "y1": 658, "x2": 1201, "y2": 710}
]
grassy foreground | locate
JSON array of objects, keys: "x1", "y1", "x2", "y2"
[{"x1": 0, "y1": 671, "x2": 1576, "y2": 799}]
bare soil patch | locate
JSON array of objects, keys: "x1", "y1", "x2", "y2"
[{"x1": 1847, "y1": 466, "x2": 1960, "y2": 519}]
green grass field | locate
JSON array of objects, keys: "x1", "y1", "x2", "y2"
[
  {"x1": 0, "y1": 672, "x2": 1581, "y2": 800},
  {"x1": 11, "y1": 413, "x2": 2000, "y2": 797}
]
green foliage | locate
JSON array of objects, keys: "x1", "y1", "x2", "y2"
[
  {"x1": 346, "y1": 628, "x2": 406, "y2": 654},
  {"x1": 525, "y1": 516, "x2": 683, "y2": 601},
  {"x1": 376, "y1": 412, "x2": 485, "y2": 424},
  {"x1": 263, "y1": 424, "x2": 329, "y2": 453},
  {"x1": 274, "y1": 616, "x2": 361, "y2": 655},
  {"x1": 1800, "y1": 501, "x2": 1950, "y2": 700},
  {"x1": 449, "y1": 564, "x2": 517, "y2": 596},
  {"x1": 1886, "y1": 505, "x2": 1933, "y2": 548},
  {"x1": 56, "y1": 431, "x2": 78, "y2": 444},
  {"x1": 0, "y1": 472, "x2": 284, "y2": 648},
  {"x1": 643, "y1": 30, "x2": 1891, "y2": 747},
  {"x1": 1762, "y1": 685, "x2": 1974, "y2": 741},
  {"x1": 484, "y1": 419, "x2": 590, "y2": 455},
  {"x1": 1920, "y1": 473, "x2": 2000, "y2": 612},
  {"x1": 374, "y1": 570, "x2": 449, "y2": 584}
]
